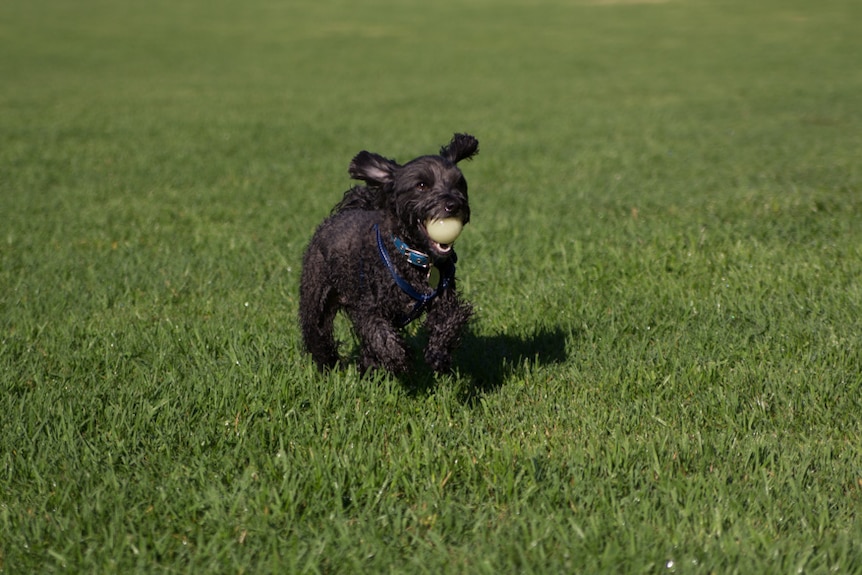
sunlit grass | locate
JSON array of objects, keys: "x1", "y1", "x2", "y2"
[{"x1": 2, "y1": 0, "x2": 861, "y2": 572}]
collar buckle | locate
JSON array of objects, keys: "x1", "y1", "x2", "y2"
[{"x1": 392, "y1": 236, "x2": 431, "y2": 268}]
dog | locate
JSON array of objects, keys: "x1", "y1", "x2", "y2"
[{"x1": 300, "y1": 133, "x2": 479, "y2": 375}]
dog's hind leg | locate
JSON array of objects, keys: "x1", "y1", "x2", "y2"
[
  {"x1": 303, "y1": 294, "x2": 340, "y2": 370},
  {"x1": 299, "y1": 265, "x2": 340, "y2": 370}
]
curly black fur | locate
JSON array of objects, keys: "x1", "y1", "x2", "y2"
[{"x1": 300, "y1": 134, "x2": 479, "y2": 375}]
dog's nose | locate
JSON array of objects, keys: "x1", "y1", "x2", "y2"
[{"x1": 444, "y1": 197, "x2": 465, "y2": 213}]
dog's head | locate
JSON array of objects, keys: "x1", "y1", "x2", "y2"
[{"x1": 348, "y1": 133, "x2": 478, "y2": 259}]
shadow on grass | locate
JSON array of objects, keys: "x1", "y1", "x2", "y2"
[
  {"x1": 459, "y1": 325, "x2": 569, "y2": 393},
  {"x1": 402, "y1": 325, "x2": 570, "y2": 399}
]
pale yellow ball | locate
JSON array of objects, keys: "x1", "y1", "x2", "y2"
[{"x1": 425, "y1": 218, "x2": 463, "y2": 244}]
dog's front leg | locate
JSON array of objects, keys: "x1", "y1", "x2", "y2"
[
  {"x1": 349, "y1": 311, "x2": 411, "y2": 375},
  {"x1": 423, "y1": 292, "x2": 473, "y2": 373}
]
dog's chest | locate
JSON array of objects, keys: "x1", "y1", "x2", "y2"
[{"x1": 389, "y1": 265, "x2": 445, "y2": 324}]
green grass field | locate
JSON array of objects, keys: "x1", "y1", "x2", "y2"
[{"x1": 2, "y1": 0, "x2": 862, "y2": 572}]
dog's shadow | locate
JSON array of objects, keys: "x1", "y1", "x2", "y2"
[{"x1": 404, "y1": 325, "x2": 570, "y2": 400}]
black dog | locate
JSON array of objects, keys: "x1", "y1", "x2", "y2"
[{"x1": 300, "y1": 134, "x2": 478, "y2": 375}]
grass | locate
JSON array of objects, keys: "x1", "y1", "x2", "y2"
[{"x1": 2, "y1": 0, "x2": 862, "y2": 572}]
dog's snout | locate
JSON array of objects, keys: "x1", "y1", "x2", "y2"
[{"x1": 443, "y1": 193, "x2": 466, "y2": 213}]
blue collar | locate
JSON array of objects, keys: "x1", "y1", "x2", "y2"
[
  {"x1": 374, "y1": 224, "x2": 456, "y2": 327},
  {"x1": 392, "y1": 235, "x2": 431, "y2": 268}
]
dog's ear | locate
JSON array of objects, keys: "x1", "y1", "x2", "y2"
[
  {"x1": 440, "y1": 133, "x2": 479, "y2": 164},
  {"x1": 349, "y1": 151, "x2": 399, "y2": 186}
]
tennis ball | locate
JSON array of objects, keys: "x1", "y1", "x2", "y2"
[{"x1": 425, "y1": 218, "x2": 463, "y2": 244}]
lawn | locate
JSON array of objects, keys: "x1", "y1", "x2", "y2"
[{"x1": 2, "y1": 0, "x2": 861, "y2": 572}]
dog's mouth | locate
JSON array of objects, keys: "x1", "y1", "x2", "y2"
[
  {"x1": 421, "y1": 224, "x2": 460, "y2": 257},
  {"x1": 422, "y1": 217, "x2": 463, "y2": 256},
  {"x1": 420, "y1": 225, "x2": 452, "y2": 255},
  {"x1": 430, "y1": 240, "x2": 453, "y2": 254}
]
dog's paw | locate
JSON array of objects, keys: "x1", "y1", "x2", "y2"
[
  {"x1": 424, "y1": 348, "x2": 453, "y2": 374},
  {"x1": 361, "y1": 344, "x2": 411, "y2": 375}
]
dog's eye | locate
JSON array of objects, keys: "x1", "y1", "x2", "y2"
[{"x1": 417, "y1": 181, "x2": 428, "y2": 190}]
